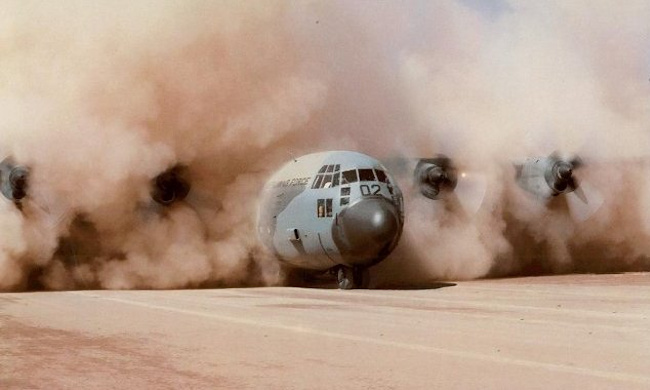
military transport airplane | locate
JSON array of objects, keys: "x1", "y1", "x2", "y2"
[{"x1": 258, "y1": 151, "x2": 404, "y2": 289}]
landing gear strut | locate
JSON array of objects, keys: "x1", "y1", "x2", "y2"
[{"x1": 336, "y1": 266, "x2": 369, "y2": 290}]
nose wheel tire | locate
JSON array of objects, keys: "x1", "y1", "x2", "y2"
[{"x1": 336, "y1": 266, "x2": 369, "y2": 290}]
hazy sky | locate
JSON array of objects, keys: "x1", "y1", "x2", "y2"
[{"x1": 459, "y1": 0, "x2": 511, "y2": 19}]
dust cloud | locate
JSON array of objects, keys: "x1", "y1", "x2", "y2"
[
  {"x1": 373, "y1": 0, "x2": 650, "y2": 286},
  {"x1": 0, "y1": 1, "x2": 649, "y2": 290}
]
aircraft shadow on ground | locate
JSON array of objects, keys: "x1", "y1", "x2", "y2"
[
  {"x1": 295, "y1": 278, "x2": 458, "y2": 290},
  {"x1": 371, "y1": 281, "x2": 457, "y2": 291}
]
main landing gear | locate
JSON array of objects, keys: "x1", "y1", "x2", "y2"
[{"x1": 335, "y1": 266, "x2": 370, "y2": 290}]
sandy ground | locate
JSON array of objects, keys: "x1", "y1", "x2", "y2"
[{"x1": 1, "y1": 273, "x2": 649, "y2": 389}]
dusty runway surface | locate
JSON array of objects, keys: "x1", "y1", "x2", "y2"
[{"x1": 2, "y1": 273, "x2": 649, "y2": 389}]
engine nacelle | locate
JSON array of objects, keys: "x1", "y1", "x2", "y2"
[
  {"x1": 515, "y1": 153, "x2": 582, "y2": 198},
  {"x1": 544, "y1": 160, "x2": 575, "y2": 194},
  {"x1": 151, "y1": 165, "x2": 190, "y2": 206},
  {"x1": 414, "y1": 156, "x2": 458, "y2": 199},
  {"x1": 0, "y1": 157, "x2": 30, "y2": 203}
]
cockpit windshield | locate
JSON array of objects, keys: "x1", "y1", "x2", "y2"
[
  {"x1": 374, "y1": 169, "x2": 389, "y2": 183},
  {"x1": 312, "y1": 164, "x2": 342, "y2": 189},
  {"x1": 341, "y1": 170, "x2": 358, "y2": 184},
  {"x1": 358, "y1": 169, "x2": 376, "y2": 182},
  {"x1": 315, "y1": 167, "x2": 389, "y2": 189}
]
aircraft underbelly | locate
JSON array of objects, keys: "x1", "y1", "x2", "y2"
[{"x1": 275, "y1": 229, "x2": 335, "y2": 270}]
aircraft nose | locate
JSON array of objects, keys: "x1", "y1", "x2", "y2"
[{"x1": 332, "y1": 196, "x2": 402, "y2": 267}]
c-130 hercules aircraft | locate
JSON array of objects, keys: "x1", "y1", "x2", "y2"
[{"x1": 258, "y1": 151, "x2": 404, "y2": 289}]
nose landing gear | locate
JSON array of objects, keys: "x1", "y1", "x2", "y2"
[{"x1": 335, "y1": 266, "x2": 370, "y2": 290}]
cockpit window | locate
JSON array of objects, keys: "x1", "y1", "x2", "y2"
[
  {"x1": 374, "y1": 169, "x2": 389, "y2": 183},
  {"x1": 332, "y1": 172, "x2": 340, "y2": 187},
  {"x1": 358, "y1": 169, "x2": 376, "y2": 182},
  {"x1": 322, "y1": 174, "x2": 333, "y2": 188},
  {"x1": 312, "y1": 163, "x2": 342, "y2": 189},
  {"x1": 311, "y1": 175, "x2": 323, "y2": 189},
  {"x1": 341, "y1": 170, "x2": 358, "y2": 184}
]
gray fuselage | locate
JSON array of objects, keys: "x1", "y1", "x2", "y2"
[{"x1": 258, "y1": 151, "x2": 404, "y2": 271}]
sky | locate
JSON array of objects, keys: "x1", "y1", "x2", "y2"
[{"x1": 460, "y1": 0, "x2": 511, "y2": 19}]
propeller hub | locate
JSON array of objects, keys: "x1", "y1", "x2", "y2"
[
  {"x1": 426, "y1": 167, "x2": 446, "y2": 184},
  {"x1": 8, "y1": 167, "x2": 29, "y2": 200},
  {"x1": 151, "y1": 165, "x2": 190, "y2": 206},
  {"x1": 414, "y1": 157, "x2": 458, "y2": 200},
  {"x1": 555, "y1": 162, "x2": 573, "y2": 181}
]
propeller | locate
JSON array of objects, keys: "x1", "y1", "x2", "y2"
[
  {"x1": 414, "y1": 155, "x2": 457, "y2": 199},
  {"x1": 544, "y1": 151, "x2": 602, "y2": 222},
  {"x1": 1, "y1": 157, "x2": 30, "y2": 206},
  {"x1": 414, "y1": 155, "x2": 487, "y2": 214},
  {"x1": 147, "y1": 163, "x2": 221, "y2": 224},
  {"x1": 0, "y1": 156, "x2": 75, "y2": 229},
  {"x1": 545, "y1": 152, "x2": 583, "y2": 196},
  {"x1": 565, "y1": 180, "x2": 604, "y2": 222},
  {"x1": 454, "y1": 171, "x2": 488, "y2": 215},
  {"x1": 7, "y1": 165, "x2": 29, "y2": 200},
  {"x1": 150, "y1": 164, "x2": 191, "y2": 206}
]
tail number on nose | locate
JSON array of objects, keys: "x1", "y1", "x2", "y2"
[{"x1": 360, "y1": 184, "x2": 381, "y2": 196}]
